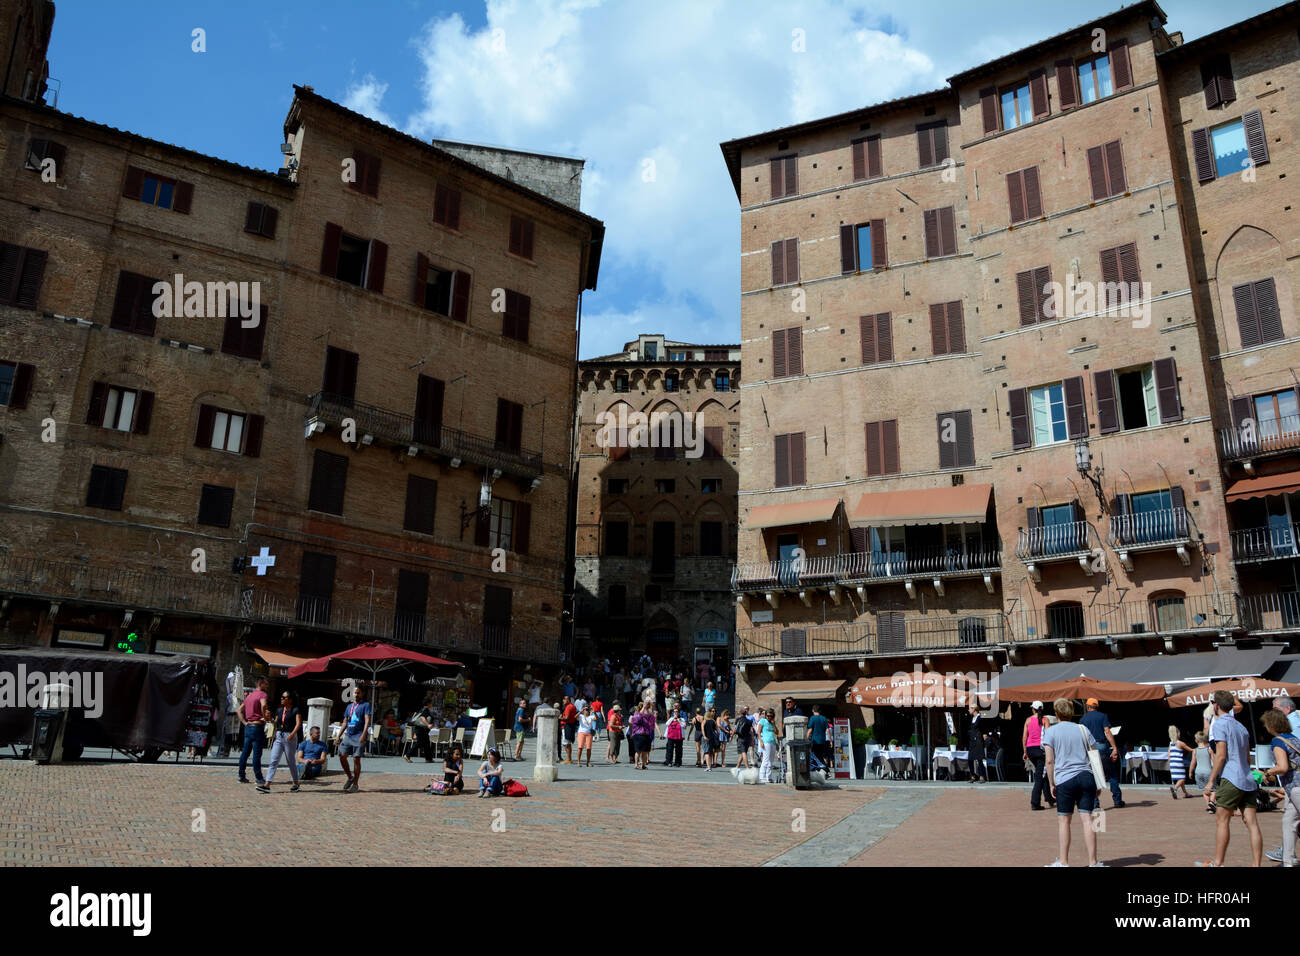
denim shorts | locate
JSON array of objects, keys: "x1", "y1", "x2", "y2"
[
  {"x1": 1055, "y1": 772, "x2": 1098, "y2": 815},
  {"x1": 337, "y1": 734, "x2": 363, "y2": 756}
]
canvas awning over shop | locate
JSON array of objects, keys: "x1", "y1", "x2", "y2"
[
  {"x1": 745, "y1": 498, "x2": 840, "y2": 529},
  {"x1": 848, "y1": 483, "x2": 992, "y2": 528},
  {"x1": 1166, "y1": 677, "x2": 1300, "y2": 708},
  {"x1": 1225, "y1": 470, "x2": 1300, "y2": 501},
  {"x1": 989, "y1": 644, "x2": 1288, "y2": 692},
  {"x1": 754, "y1": 678, "x2": 847, "y2": 700},
  {"x1": 994, "y1": 675, "x2": 1167, "y2": 703},
  {"x1": 845, "y1": 671, "x2": 988, "y2": 708},
  {"x1": 252, "y1": 646, "x2": 323, "y2": 675}
]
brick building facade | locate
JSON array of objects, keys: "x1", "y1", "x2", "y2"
[
  {"x1": 573, "y1": 335, "x2": 740, "y2": 673},
  {"x1": 722, "y1": 1, "x2": 1299, "y2": 728},
  {"x1": 0, "y1": 0, "x2": 603, "y2": 723}
]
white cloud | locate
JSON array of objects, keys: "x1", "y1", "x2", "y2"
[{"x1": 342, "y1": 73, "x2": 397, "y2": 129}]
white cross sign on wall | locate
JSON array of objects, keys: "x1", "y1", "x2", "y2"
[{"x1": 249, "y1": 546, "x2": 276, "y2": 576}]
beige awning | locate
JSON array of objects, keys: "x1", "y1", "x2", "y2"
[
  {"x1": 252, "y1": 646, "x2": 320, "y2": 674},
  {"x1": 754, "y1": 678, "x2": 847, "y2": 700},
  {"x1": 746, "y1": 497, "x2": 840, "y2": 529},
  {"x1": 848, "y1": 484, "x2": 992, "y2": 528}
]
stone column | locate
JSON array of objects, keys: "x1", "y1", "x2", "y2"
[
  {"x1": 307, "y1": 698, "x2": 332, "y2": 743},
  {"x1": 784, "y1": 715, "x2": 808, "y2": 741},
  {"x1": 533, "y1": 706, "x2": 558, "y2": 783}
]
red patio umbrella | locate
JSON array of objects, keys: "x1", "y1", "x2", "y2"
[
  {"x1": 994, "y1": 675, "x2": 1167, "y2": 704},
  {"x1": 287, "y1": 641, "x2": 459, "y2": 682}
]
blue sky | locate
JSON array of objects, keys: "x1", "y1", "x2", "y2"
[{"x1": 47, "y1": 0, "x2": 1280, "y2": 358}]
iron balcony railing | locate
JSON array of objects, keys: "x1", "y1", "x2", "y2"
[
  {"x1": 1230, "y1": 524, "x2": 1300, "y2": 564},
  {"x1": 731, "y1": 555, "x2": 837, "y2": 591},
  {"x1": 1219, "y1": 414, "x2": 1300, "y2": 461},
  {"x1": 1015, "y1": 521, "x2": 1099, "y2": 561},
  {"x1": 1009, "y1": 591, "x2": 1233, "y2": 642},
  {"x1": 0, "y1": 554, "x2": 242, "y2": 617},
  {"x1": 1107, "y1": 507, "x2": 1192, "y2": 549},
  {"x1": 835, "y1": 547, "x2": 1002, "y2": 582},
  {"x1": 306, "y1": 391, "x2": 543, "y2": 479},
  {"x1": 1238, "y1": 592, "x2": 1300, "y2": 633},
  {"x1": 736, "y1": 612, "x2": 1005, "y2": 660}
]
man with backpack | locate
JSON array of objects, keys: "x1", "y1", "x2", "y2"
[{"x1": 733, "y1": 706, "x2": 754, "y2": 768}]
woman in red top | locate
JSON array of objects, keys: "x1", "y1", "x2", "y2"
[
  {"x1": 605, "y1": 705, "x2": 625, "y2": 763},
  {"x1": 1022, "y1": 701, "x2": 1054, "y2": 811}
]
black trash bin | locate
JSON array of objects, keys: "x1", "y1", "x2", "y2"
[
  {"x1": 785, "y1": 739, "x2": 813, "y2": 789},
  {"x1": 31, "y1": 708, "x2": 67, "y2": 764}
]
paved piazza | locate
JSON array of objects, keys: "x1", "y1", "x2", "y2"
[{"x1": 0, "y1": 754, "x2": 1280, "y2": 867}]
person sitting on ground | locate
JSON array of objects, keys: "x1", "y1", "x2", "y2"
[
  {"x1": 296, "y1": 725, "x2": 328, "y2": 780},
  {"x1": 441, "y1": 744, "x2": 465, "y2": 794},
  {"x1": 478, "y1": 747, "x2": 505, "y2": 798}
]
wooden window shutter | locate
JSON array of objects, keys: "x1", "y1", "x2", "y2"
[
  {"x1": 1016, "y1": 269, "x2": 1037, "y2": 326},
  {"x1": 432, "y1": 185, "x2": 448, "y2": 227},
  {"x1": 931, "y1": 124, "x2": 949, "y2": 165},
  {"x1": 1215, "y1": 57, "x2": 1236, "y2": 107},
  {"x1": 1094, "y1": 369, "x2": 1119, "y2": 433},
  {"x1": 1233, "y1": 282, "x2": 1261, "y2": 348},
  {"x1": 1201, "y1": 59, "x2": 1219, "y2": 109},
  {"x1": 769, "y1": 158, "x2": 784, "y2": 200},
  {"x1": 14, "y1": 248, "x2": 46, "y2": 309},
  {"x1": 1029, "y1": 69, "x2": 1049, "y2": 119},
  {"x1": 364, "y1": 153, "x2": 381, "y2": 196},
  {"x1": 86, "y1": 382, "x2": 108, "y2": 426},
  {"x1": 244, "y1": 414, "x2": 265, "y2": 457},
  {"x1": 860, "y1": 315, "x2": 877, "y2": 365},
  {"x1": 867, "y1": 136, "x2": 882, "y2": 177},
  {"x1": 474, "y1": 508, "x2": 491, "y2": 547},
  {"x1": 404, "y1": 475, "x2": 437, "y2": 534},
  {"x1": 1104, "y1": 140, "x2": 1126, "y2": 195},
  {"x1": 514, "y1": 501, "x2": 531, "y2": 555},
  {"x1": 851, "y1": 139, "x2": 867, "y2": 181},
  {"x1": 365, "y1": 239, "x2": 387, "y2": 293},
  {"x1": 521, "y1": 220, "x2": 535, "y2": 260},
  {"x1": 980, "y1": 87, "x2": 999, "y2": 134},
  {"x1": 956, "y1": 410, "x2": 974, "y2": 467},
  {"x1": 1117, "y1": 242, "x2": 1140, "y2": 289},
  {"x1": 840, "y1": 224, "x2": 856, "y2": 273},
  {"x1": 1056, "y1": 59, "x2": 1079, "y2": 110},
  {"x1": 1063, "y1": 376, "x2": 1087, "y2": 439},
  {"x1": 929, "y1": 302, "x2": 948, "y2": 355},
  {"x1": 173, "y1": 181, "x2": 194, "y2": 214},
  {"x1": 774, "y1": 433, "x2": 791, "y2": 487},
  {"x1": 1099, "y1": 246, "x2": 1121, "y2": 306},
  {"x1": 259, "y1": 205, "x2": 277, "y2": 238},
  {"x1": 850, "y1": 527, "x2": 868, "y2": 553},
  {"x1": 772, "y1": 328, "x2": 787, "y2": 378},
  {"x1": 923, "y1": 208, "x2": 940, "y2": 258},
  {"x1": 509, "y1": 215, "x2": 523, "y2": 255},
  {"x1": 1007, "y1": 170, "x2": 1026, "y2": 223},
  {"x1": 784, "y1": 156, "x2": 797, "y2": 196},
  {"x1": 1008, "y1": 387, "x2": 1030, "y2": 449},
  {"x1": 122, "y1": 165, "x2": 144, "y2": 200},
  {"x1": 784, "y1": 238, "x2": 799, "y2": 283},
  {"x1": 1254, "y1": 278, "x2": 1283, "y2": 343},
  {"x1": 1243, "y1": 109, "x2": 1269, "y2": 167},
  {"x1": 881, "y1": 420, "x2": 899, "y2": 475},
  {"x1": 939, "y1": 206, "x2": 956, "y2": 256},
  {"x1": 917, "y1": 126, "x2": 934, "y2": 169},
  {"x1": 871, "y1": 219, "x2": 887, "y2": 269},
  {"x1": 1191, "y1": 128, "x2": 1215, "y2": 183},
  {"x1": 414, "y1": 253, "x2": 430, "y2": 306},
  {"x1": 1153, "y1": 357, "x2": 1182, "y2": 423},
  {"x1": 515, "y1": 293, "x2": 531, "y2": 343},
  {"x1": 1110, "y1": 39, "x2": 1133, "y2": 90},
  {"x1": 770, "y1": 241, "x2": 785, "y2": 286},
  {"x1": 789, "y1": 432, "x2": 806, "y2": 486},
  {"x1": 1034, "y1": 266, "x2": 1052, "y2": 322},
  {"x1": 946, "y1": 301, "x2": 965, "y2": 354},
  {"x1": 865, "y1": 421, "x2": 882, "y2": 476},
  {"x1": 1022, "y1": 166, "x2": 1042, "y2": 219},
  {"x1": 8, "y1": 363, "x2": 33, "y2": 409},
  {"x1": 937, "y1": 413, "x2": 956, "y2": 469},
  {"x1": 194, "y1": 403, "x2": 216, "y2": 446},
  {"x1": 1087, "y1": 145, "x2": 1107, "y2": 201},
  {"x1": 320, "y1": 222, "x2": 342, "y2": 276},
  {"x1": 132, "y1": 390, "x2": 154, "y2": 435},
  {"x1": 244, "y1": 202, "x2": 263, "y2": 234},
  {"x1": 451, "y1": 270, "x2": 471, "y2": 322},
  {"x1": 786, "y1": 325, "x2": 803, "y2": 375},
  {"x1": 445, "y1": 187, "x2": 461, "y2": 230},
  {"x1": 876, "y1": 313, "x2": 893, "y2": 362},
  {"x1": 0, "y1": 243, "x2": 19, "y2": 302}
]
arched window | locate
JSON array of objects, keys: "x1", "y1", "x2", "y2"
[
  {"x1": 1046, "y1": 601, "x2": 1084, "y2": 639},
  {"x1": 614, "y1": 373, "x2": 629, "y2": 393},
  {"x1": 1149, "y1": 589, "x2": 1187, "y2": 632}
]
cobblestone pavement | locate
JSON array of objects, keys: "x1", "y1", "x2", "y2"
[{"x1": 0, "y1": 760, "x2": 879, "y2": 866}]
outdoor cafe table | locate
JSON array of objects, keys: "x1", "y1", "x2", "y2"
[
  {"x1": 932, "y1": 749, "x2": 970, "y2": 779},
  {"x1": 1125, "y1": 750, "x2": 1170, "y2": 783},
  {"x1": 869, "y1": 747, "x2": 919, "y2": 779}
]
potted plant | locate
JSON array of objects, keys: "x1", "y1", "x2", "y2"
[
  {"x1": 948, "y1": 734, "x2": 959, "y2": 748},
  {"x1": 851, "y1": 728, "x2": 871, "y2": 779}
]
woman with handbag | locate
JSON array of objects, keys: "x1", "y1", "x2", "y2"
[{"x1": 1042, "y1": 698, "x2": 1104, "y2": 867}]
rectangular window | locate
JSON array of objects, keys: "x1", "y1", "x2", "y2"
[
  {"x1": 243, "y1": 202, "x2": 278, "y2": 238},
  {"x1": 860, "y1": 312, "x2": 893, "y2": 365},
  {"x1": 643, "y1": 342, "x2": 658, "y2": 360},
  {"x1": 307, "y1": 450, "x2": 348, "y2": 515},
  {"x1": 193, "y1": 404, "x2": 261, "y2": 455},
  {"x1": 700, "y1": 521, "x2": 723, "y2": 556},
  {"x1": 296, "y1": 552, "x2": 336, "y2": 625},
  {"x1": 0, "y1": 242, "x2": 48, "y2": 309},
  {"x1": 1233, "y1": 277, "x2": 1283, "y2": 349},
  {"x1": 700, "y1": 478, "x2": 720, "y2": 494},
  {"x1": 929, "y1": 300, "x2": 965, "y2": 356},
  {"x1": 413, "y1": 374, "x2": 444, "y2": 446},
  {"x1": 336, "y1": 232, "x2": 369, "y2": 286},
  {"x1": 669, "y1": 351, "x2": 688, "y2": 361},
  {"x1": 1201, "y1": 55, "x2": 1235, "y2": 110},
  {"x1": 0, "y1": 361, "x2": 34, "y2": 408},
  {"x1": 414, "y1": 254, "x2": 470, "y2": 321},
  {"x1": 489, "y1": 497, "x2": 515, "y2": 551},
  {"x1": 663, "y1": 373, "x2": 679, "y2": 393},
  {"x1": 403, "y1": 475, "x2": 438, "y2": 535},
  {"x1": 320, "y1": 223, "x2": 387, "y2": 292},
  {"x1": 703, "y1": 426, "x2": 724, "y2": 459},
  {"x1": 1086, "y1": 140, "x2": 1126, "y2": 200},
  {"x1": 109, "y1": 271, "x2": 158, "y2": 336},
  {"x1": 769, "y1": 155, "x2": 797, "y2": 199},
  {"x1": 714, "y1": 370, "x2": 730, "y2": 391},
  {"x1": 1039, "y1": 503, "x2": 1078, "y2": 556},
  {"x1": 771, "y1": 326, "x2": 803, "y2": 378},
  {"x1": 424, "y1": 265, "x2": 453, "y2": 314},
  {"x1": 123, "y1": 166, "x2": 192, "y2": 213},
  {"x1": 916, "y1": 122, "x2": 949, "y2": 169},
  {"x1": 840, "y1": 220, "x2": 886, "y2": 273},
  {"x1": 773, "y1": 432, "x2": 806, "y2": 488},
  {"x1": 483, "y1": 585, "x2": 512, "y2": 651},
  {"x1": 1029, "y1": 383, "x2": 1068, "y2": 446},
  {"x1": 24, "y1": 138, "x2": 65, "y2": 176},
  {"x1": 87, "y1": 382, "x2": 154, "y2": 435},
  {"x1": 1116, "y1": 366, "x2": 1158, "y2": 431},
  {"x1": 922, "y1": 206, "x2": 957, "y2": 258},
  {"x1": 937, "y1": 410, "x2": 974, "y2": 469},
  {"x1": 508, "y1": 215, "x2": 535, "y2": 260},
  {"x1": 856, "y1": 223, "x2": 873, "y2": 271},
  {"x1": 604, "y1": 521, "x2": 629, "y2": 556},
  {"x1": 86, "y1": 465, "x2": 127, "y2": 511},
  {"x1": 104, "y1": 386, "x2": 139, "y2": 433},
  {"x1": 1016, "y1": 266, "x2": 1054, "y2": 326},
  {"x1": 655, "y1": 478, "x2": 676, "y2": 494},
  {"x1": 864, "y1": 419, "x2": 900, "y2": 477},
  {"x1": 1006, "y1": 167, "x2": 1043, "y2": 224},
  {"x1": 221, "y1": 305, "x2": 268, "y2": 360},
  {"x1": 704, "y1": 349, "x2": 729, "y2": 361},
  {"x1": 1195, "y1": 111, "x2": 1268, "y2": 183},
  {"x1": 1000, "y1": 81, "x2": 1033, "y2": 130},
  {"x1": 322, "y1": 346, "x2": 359, "y2": 402},
  {"x1": 1254, "y1": 390, "x2": 1300, "y2": 444},
  {"x1": 1077, "y1": 55, "x2": 1113, "y2": 104},
  {"x1": 607, "y1": 478, "x2": 628, "y2": 494},
  {"x1": 394, "y1": 570, "x2": 429, "y2": 642},
  {"x1": 614, "y1": 375, "x2": 629, "y2": 393},
  {"x1": 852, "y1": 135, "x2": 882, "y2": 181},
  {"x1": 502, "y1": 289, "x2": 531, "y2": 343},
  {"x1": 433, "y1": 183, "x2": 461, "y2": 230},
  {"x1": 770, "y1": 237, "x2": 799, "y2": 285},
  {"x1": 197, "y1": 484, "x2": 235, "y2": 528},
  {"x1": 495, "y1": 399, "x2": 524, "y2": 452},
  {"x1": 1211, "y1": 119, "x2": 1248, "y2": 179}
]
